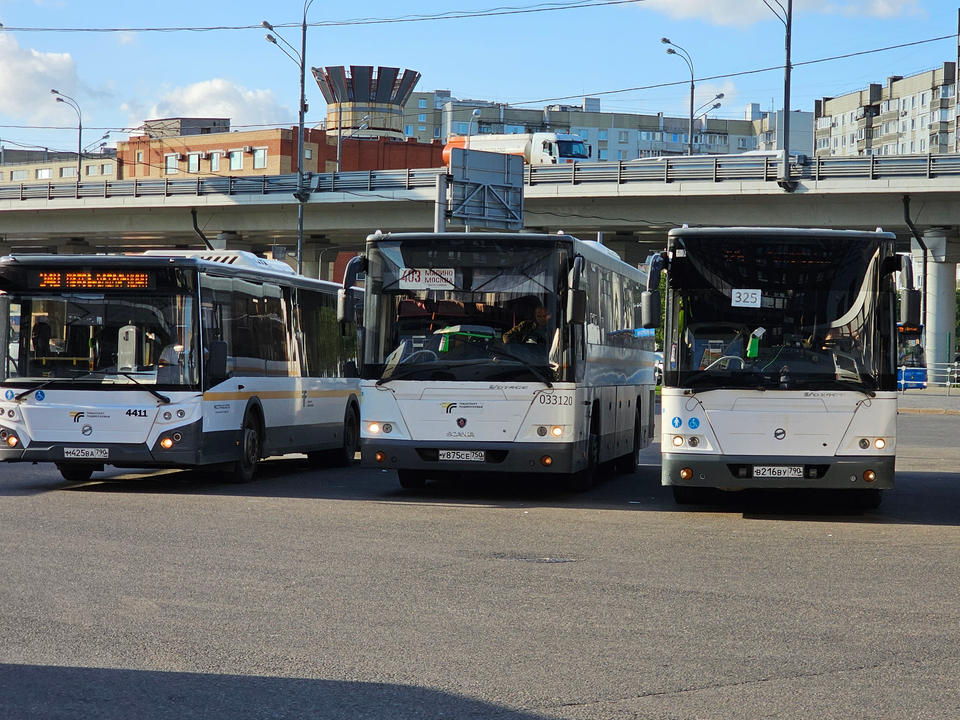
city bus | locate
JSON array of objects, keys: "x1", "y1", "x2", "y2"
[
  {"x1": 0, "y1": 250, "x2": 360, "y2": 483},
  {"x1": 896, "y1": 323, "x2": 927, "y2": 390},
  {"x1": 646, "y1": 227, "x2": 900, "y2": 508},
  {"x1": 343, "y1": 231, "x2": 657, "y2": 491}
]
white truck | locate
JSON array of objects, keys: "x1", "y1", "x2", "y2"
[{"x1": 443, "y1": 132, "x2": 590, "y2": 165}]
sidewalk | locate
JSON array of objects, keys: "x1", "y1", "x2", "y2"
[{"x1": 896, "y1": 388, "x2": 960, "y2": 415}]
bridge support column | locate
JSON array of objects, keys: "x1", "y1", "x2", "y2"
[{"x1": 912, "y1": 229, "x2": 960, "y2": 370}]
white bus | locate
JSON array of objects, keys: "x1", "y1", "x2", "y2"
[
  {"x1": 343, "y1": 231, "x2": 657, "y2": 491},
  {"x1": 0, "y1": 250, "x2": 361, "y2": 483},
  {"x1": 644, "y1": 227, "x2": 901, "y2": 508}
]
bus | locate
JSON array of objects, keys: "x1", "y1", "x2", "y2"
[
  {"x1": 646, "y1": 227, "x2": 900, "y2": 508},
  {"x1": 0, "y1": 250, "x2": 361, "y2": 483},
  {"x1": 343, "y1": 231, "x2": 657, "y2": 491},
  {"x1": 896, "y1": 323, "x2": 927, "y2": 390}
]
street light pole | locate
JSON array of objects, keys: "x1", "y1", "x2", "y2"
[
  {"x1": 763, "y1": 0, "x2": 795, "y2": 189},
  {"x1": 662, "y1": 39, "x2": 695, "y2": 156},
  {"x1": 263, "y1": 0, "x2": 315, "y2": 275},
  {"x1": 51, "y1": 89, "x2": 82, "y2": 180}
]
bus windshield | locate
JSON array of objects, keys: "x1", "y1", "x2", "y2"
[
  {"x1": 897, "y1": 325, "x2": 925, "y2": 368},
  {"x1": 2, "y1": 292, "x2": 198, "y2": 387},
  {"x1": 666, "y1": 234, "x2": 891, "y2": 392},
  {"x1": 364, "y1": 238, "x2": 571, "y2": 383}
]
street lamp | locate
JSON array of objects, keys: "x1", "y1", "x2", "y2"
[
  {"x1": 51, "y1": 89, "x2": 82, "y2": 180},
  {"x1": 763, "y1": 0, "x2": 794, "y2": 189},
  {"x1": 466, "y1": 108, "x2": 481, "y2": 149},
  {"x1": 263, "y1": 0, "x2": 316, "y2": 276},
  {"x1": 83, "y1": 132, "x2": 110, "y2": 153},
  {"x1": 662, "y1": 38, "x2": 695, "y2": 156}
]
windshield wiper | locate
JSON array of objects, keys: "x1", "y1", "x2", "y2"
[
  {"x1": 453, "y1": 335, "x2": 554, "y2": 388},
  {"x1": 76, "y1": 370, "x2": 171, "y2": 404},
  {"x1": 376, "y1": 362, "x2": 458, "y2": 386},
  {"x1": 13, "y1": 378, "x2": 61, "y2": 403}
]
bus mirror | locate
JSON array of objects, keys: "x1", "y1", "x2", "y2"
[
  {"x1": 337, "y1": 288, "x2": 355, "y2": 324},
  {"x1": 568, "y1": 255, "x2": 584, "y2": 290},
  {"x1": 641, "y1": 290, "x2": 660, "y2": 329},
  {"x1": 567, "y1": 289, "x2": 587, "y2": 325},
  {"x1": 208, "y1": 341, "x2": 228, "y2": 382},
  {"x1": 645, "y1": 252, "x2": 665, "y2": 292},
  {"x1": 901, "y1": 289, "x2": 921, "y2": 327},
  {"x1": 341, "y1": 254, "x2": 366, "y2": 291}
]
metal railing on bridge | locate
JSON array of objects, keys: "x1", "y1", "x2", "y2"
[{"x1": 4, "y1": 153, "x2": 960, "y2": 203}]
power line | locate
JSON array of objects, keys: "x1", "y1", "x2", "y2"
[
  {"x1": 0, "y1": 0, "x2": 643, "y2": 33},
  {"x1": 513, "y1": 33, "x2": 957, "y2": 106}
]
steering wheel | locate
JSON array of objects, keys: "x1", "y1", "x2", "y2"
[
  {"x1": 401, "y1": 349, "x2": 438, "y2": 364},
  {"x1": 704, "y1": 355, "x2": 745, "y2": 371}
]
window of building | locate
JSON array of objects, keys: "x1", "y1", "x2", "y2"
[
  {"x1": 921, "y1": 92, "x2": 928, "y2": 106},
  {"x1": 229, "y1": 151, "x2": 243, "y2": 170},
  {"x1": 434, "y1": 127, "x2": 441, "y2": 138},
  {"x1": 418, "y1": 125, "x2": 426, "y2": 131},
  {"x1": 10, "y1": 170, "x2": 27, "y2": 181},
  {"x1": 188, "y1": 154, "x2": 200, "y2": 173},
  {"x1": 136, "y1": 151, "x2": 144, "y2": 163},
  {"x1": 35, "y1": 168, "x2": 52, "y2": 180},
  {"x1": 911, "y1": 118, "x2": 916, "y2": 130},
  {"x1": 101, "y1": 164, "x2": 113, "y2": 175},
  {"x1": 738, "y1": 137, "x2": 749, "y2": 149},
  {"x1": 253, "y1": 148, "x2": 267, "y2": 169},
  {"x1": 165, "y1": 154, "x2": 178, "y2": 174},
  {"x1": 418, "y1": 98, "x2": 427, "y2": 109},
  {"x1": 210, "y1": 152, "x2": 220, "y2": 172},
  {"x1": 418, "y1": 113, "x2": 427, "y2": 122},
  {"x1": 598, "y1": 129, "x2": 607, "y2": 141},
  {"x1": 617, "y1": 150, "x2": 625, "y2": 160},
  {"x1": 920, "y1": 138, "x2": 926, "y2": 152},
  {"x1": 910, "y1": 141, "x2": 916, "y2": 152},
  {"x1": 455, "y1": 123, "x2": 468, "y2": 134},
  {"x1": 618, "y1": 131, "x2": 628, "y2": 143},
  {"x1": 60, "y1": 167, "x2": 77, "y2": 178},
  {"x1": 405, "y1": 126, "x2": 414, "y2": 137},
  {"x1": 304, "y1": 148, "x2": 313, "y2": 160},
  {"x1": 920, "y1": 116, "x2": 928, "y2": 130},
  {"x1": 598, "y1": 149, "x2": 607, "y2": 160},
  {"x1": 86, "y1": 165, "x2": 98, "y2": 176},
  {"x1": 579, "y1": 129, "x2": 589, "y2": 141}
]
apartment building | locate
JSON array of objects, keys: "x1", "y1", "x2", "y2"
[
  {"x1": 0, "y1": 149, "x2": 118, "y2": 184},
  {"x1": 403, "y1": 91, "x2": 813, "y2": 159},
  {"x1": 815, "y1": 62, "x2": 956, "y2": 157}
]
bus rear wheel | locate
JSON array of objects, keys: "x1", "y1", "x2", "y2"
[
  {"x1": 228, "y1": 409, "x2": 261, "y2": 484},
  {"x1": 56, "y1": 464, "x2": 95, "y2": 483},
  {"x1": 397, "y1": 470, "x2": 427, "y2": 489}
]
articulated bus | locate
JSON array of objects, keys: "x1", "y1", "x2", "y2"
[
  {"x1": 345, "y1": 231, "x2": 657, "y2": 491},
  {"x1": 0, "y1": 250, "x2": 360, "y2": 483},
  {"x1": 648, "y1": 227, "x2": 900, "y2": 508}
]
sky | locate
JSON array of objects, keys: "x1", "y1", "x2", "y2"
[{"x1": 0, "y1": 0, "x2": 957, "y2": 155}]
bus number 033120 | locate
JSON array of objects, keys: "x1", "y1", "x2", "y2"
[{"x1": 538, "y1": 395, "x2": 573, "y2": 406}]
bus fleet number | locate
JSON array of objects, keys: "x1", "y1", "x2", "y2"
[
  {"x1": 126, "y1": 409, "x2": 148, "y2": 418},
  {"x1": 539, "y1": 395, "x2": 573, "y2": 406}
]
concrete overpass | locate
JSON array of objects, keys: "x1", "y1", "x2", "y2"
[{"x1": 1, "y1": 153, "x2": 959, "y2": 362}]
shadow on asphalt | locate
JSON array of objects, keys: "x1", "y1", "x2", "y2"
[{"x1": 0, "y1": 663, "x2": 555, "y2": 720}]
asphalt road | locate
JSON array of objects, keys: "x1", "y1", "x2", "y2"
[{"x1": 0, "y1": 413, "x2": 958, "y2": 719}]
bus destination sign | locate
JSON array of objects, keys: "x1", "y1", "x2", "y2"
[{"x1": 30, "y1": 270, "x2": 154, "y2": 290}]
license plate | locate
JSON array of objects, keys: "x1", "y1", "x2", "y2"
[
  {"x1": 438, "y1": 450, "x2": 485, "y2": 462},
  {"x1": 753, "y1": 465, "x2": 802, "y2": 478},
  {"x1": 63, "y1": 448, "x2": 109, "y2": 459}
]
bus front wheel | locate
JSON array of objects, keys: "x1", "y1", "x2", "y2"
[
  {"x1": 57, "y1": 464, "x2": 95, "y2": 483},
  {"x1": 397, "y1": 470, "x2": 427, "y2": 489},
  {"x1": 567, "y1": 433, "x2": 598, "y2": 492},
  {"x1": 228, "y1": 409, "x2": 261, "y2": 484}
]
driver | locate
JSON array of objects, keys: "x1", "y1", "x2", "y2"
[{"x1": 503, "y1": 305, "x2": 552, "y2": 344}]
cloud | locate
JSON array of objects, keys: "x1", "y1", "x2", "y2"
[
  {"x1": 143, "y1": 79, "x2": 293, "y2": 129},
  {"x1": 0, "y1": 32, "x2": 81, "y2": 123},
  {"x1": 643, "y1": 0, "x2": 921, "y2": 26}
]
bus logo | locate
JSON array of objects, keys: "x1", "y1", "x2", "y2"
[
  {"x1": 70, "y1": 412, "x2": 86, "y2": 423},
  {"x1": 442, "y1": 403, "x2": 458, "y2": 413},
  {"x1": 774, "y1": 428, "x2": 786, "y2": 440},
  {"x1": 456, "y1": 417, "x2": 467, "y2": 428},
  {"x1": 81, "y1": 425, "x2": 93, "y2": 436}
]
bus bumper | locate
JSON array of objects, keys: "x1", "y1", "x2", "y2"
[
  {"x1": 361, "y1": 438, "x2": 580, "y2": 474},
  {"x1": 662, "y1": 453, "x2": 895, "y2": 490},
  {"x1": 0, "y1": 420, "x2": 203, "y2": 468}
]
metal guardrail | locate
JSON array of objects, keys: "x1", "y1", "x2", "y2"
[
  {"x1": 4, "y1": 153, "x2": 960, "y2": 203},
  {"x1": 899, "y1": 362, "x2": 960, "y2": 396}
]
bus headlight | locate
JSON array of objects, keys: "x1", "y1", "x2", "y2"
[
  {"x1": 551, "y1": 426, "x2": 563, "y2": 437},
  {"x1": 672, "y1": 436, "x2": 684, "y2": 447},
  {"x1": 687, "y1": 436, "x2": 700, "y2": 448},
  {"x1": 160, "y1": 437, "x2": 174, "y2": 449},
  {"x1": 874, "y1": 438, "x2": 886, "y2": 449},
  {"x1": 859, "y1": 438, "x2": 870, "y2": 449},
  {"x1": 368, "y1": 423, "x2": 381, "y2": 434}
]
